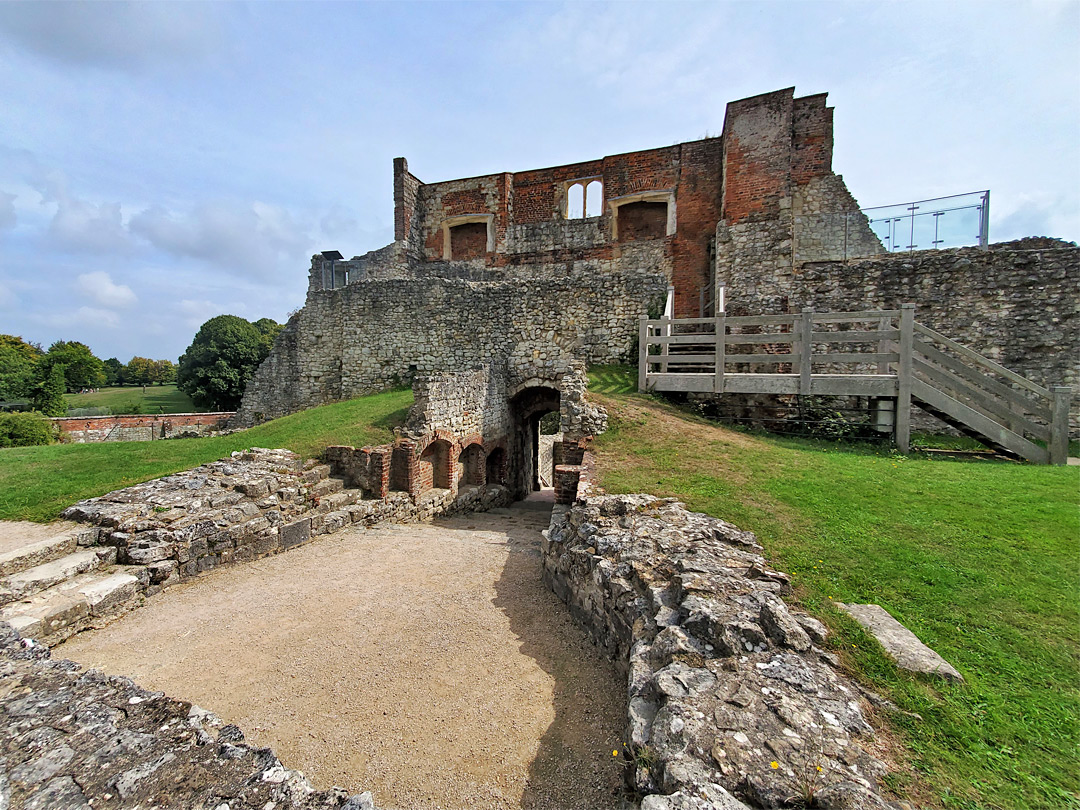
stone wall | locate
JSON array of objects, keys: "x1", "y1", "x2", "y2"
[
  {"x1": 543, "y1": 491, "x2": 900, "y2": 810},
  {"x1": 54, "y1": 412, "x2": 233, "y2": 443},
  {"x1": 236, "y1": 265, "x2": 666, "y2": 426}
]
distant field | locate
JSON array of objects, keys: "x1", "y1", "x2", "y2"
[{"x1": 64, "y1": 385, "x2": 204, "y2": 415}]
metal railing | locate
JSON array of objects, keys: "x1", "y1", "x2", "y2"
[{"x1": 863, "y1": 190, "x2": 990, "y2": 252}]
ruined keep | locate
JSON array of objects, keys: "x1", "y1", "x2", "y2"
[{"x1": 236, "y1": 86, "x2": 1078, "y2": 465}]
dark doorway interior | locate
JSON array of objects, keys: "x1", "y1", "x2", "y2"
[{"x1": 508, "y1": 386, "x2": 560, "y2": 500}]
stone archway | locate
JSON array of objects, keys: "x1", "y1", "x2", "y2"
[{"x1": 508, "y1": 386, "x2": 560, "y2": 500}]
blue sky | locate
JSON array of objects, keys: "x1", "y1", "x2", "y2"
[{"x1": 1, "y1": 0, "x2": 1077, "y2": 362}]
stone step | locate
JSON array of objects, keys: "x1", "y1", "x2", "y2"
[
  {"x1": 1, "y1": 547, "x2": 117, "y2": 603},
  {"x1": 310, "y1": 477, "x2": 344, "y2": 498},
  {"x1": 321, "y1": 488, "x2": 363, "y2": 511},
  {"x1": 0, "y1": 533, "x2": 77, "y2": 578},
  {"x1": 0, "y1": 566, "x2": 145, "y2": 646},
  {"x1": 300, "y1": 464, "x2": 332, "y2": 485}
]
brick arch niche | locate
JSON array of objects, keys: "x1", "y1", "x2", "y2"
[
  {"x1": 418, "y1": 438, "x2": 453, "y2": 491},
  {"x1": 485, "y1": 446, "x2": 506, "y2": 486},
  {"x1": 458, "y1": 443, "x2": 485, "y2": 488}
]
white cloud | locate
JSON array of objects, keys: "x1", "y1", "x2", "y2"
[
  {"x1": 48, "y1": 196, "x2": 130, "y2": 254},
  {"x1": 177, "y1": 298, "x2": 230, "y2": 328},
  {"x1": 74, "y1": 306, "x2": 120, "y2": 328},
  {"x1": 76, "y1": 271, "x2": 137, "y2": 309},
  {"x1": 129, "y1": 200, "x2": 313, "y2": 279},
  {"x1": 0, "y1": 1, "x2": 228, "y2": 72}
]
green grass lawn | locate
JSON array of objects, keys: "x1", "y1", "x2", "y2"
[
  {"x1": 64, "y1": 384, "x2": 204, "y2": 415},
  {"x1": 0, "y1": 389, "x2": 411, "y2": 523},
  {"x1": 588, "y1": 365, "x2": 1080, "y2": 810}
]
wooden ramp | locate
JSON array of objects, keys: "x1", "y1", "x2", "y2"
[{"x1": 639, "y1": 305, "x2": 1072, "y2": 465}]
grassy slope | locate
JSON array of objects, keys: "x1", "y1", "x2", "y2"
[
  {"x1": 64, "y1": 384, "x2": 204, "y2": 414},
  {"x1": 588, "y1": 366, "x2": 1079, "y2": 810},
  {"x1": 0, "y1": 389, "x2": 412, "y2": 523}
]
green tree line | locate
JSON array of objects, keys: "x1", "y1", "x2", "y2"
[{"x1": 0, "y1": 336, "x2": 180, "y2": 416}]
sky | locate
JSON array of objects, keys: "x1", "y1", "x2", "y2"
[{"x1": 0, "y1": 0, "x2": 1077, "y2": 363}]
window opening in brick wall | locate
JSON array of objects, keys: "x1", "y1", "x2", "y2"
[
  {"x1": 449, "y1": 222, "x2": 488, "y2": 261},
  {"x1": 585, "y1": 180, "x2": 603, "y2": 217},
  {"x1": 617, "y1": 200, "x2": 668, "y2": 241},
  {"x1": 567, "y1": 183, "x2": 585, "y2": 219},
  {"x1": 564, "y1": 179, "x2": 603, "y2": 220}
]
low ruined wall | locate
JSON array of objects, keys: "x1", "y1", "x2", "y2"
[
  {"x1": 54, "y1": 412, "x2": 234, "y2": 443},
  {"x1": 63, "y1": 448, "x2": 510, "y2": 600},
  {"x1": 543, "y1": 492, "x2": 898, "y2": 810},
  {"x1": 0, "y1": 624, "x2": 379, "y2": 809}
]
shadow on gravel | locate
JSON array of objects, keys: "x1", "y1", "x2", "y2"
[{"x1": 481, "y1": 495, "x2": 629, "y2": 810}]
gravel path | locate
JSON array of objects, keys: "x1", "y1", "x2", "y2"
[{"x1": 58, "y1": 495, "x2": 627, "y2": 810}]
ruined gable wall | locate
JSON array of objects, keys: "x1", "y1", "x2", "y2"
[
  {"x1": 400, "y1": 142, "x2": 722, "y2": 318},
  {"x1": 715, "y1": 89, "x2": 883, "y2": 314}
]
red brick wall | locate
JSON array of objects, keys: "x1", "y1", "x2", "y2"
[
  {"x1": 792, "y1": 94, "x2": 833, "y2": 185},
  {"x1": 721, "y1": 88, "x2": 796, "y2": 224},
  {"x1": 450, "y1": 222, "x2": 488, "y2": 260}
]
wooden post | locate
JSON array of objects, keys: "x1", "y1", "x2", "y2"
[
  {"x1": 660, "y1": 318, "x2": 671, "y2": 374},
  {"x1": 799, "y1": 308, "x2": 814, "y2": 395},
  {"x1": 896, "y1": 303, "x2": 915, "y2": 453},
  {"x1": 714, "y1": 313, "x2": 726, "y2": 393},
  {"x1": 638, "y1": 316, "x2": 649, "y2": 392},
  {"x1": 1049, "y1": 385, "x2": 1071, "y2": 465}
]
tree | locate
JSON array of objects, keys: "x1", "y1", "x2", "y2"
[
  {"x1": 153, "y1": 359, "x2": 177, "y2": 385},
  {"x1": 178, "y1": 315, "x2": 276, "y2": 411},
  {"x1": 32, "y1": 363, "x2": 67, "y2": 416},
  {"x1": 103, "y1": 357, "x2": 124, "y2": 387},
  {"x1": 39, "y1": 341, "x2": 105, "y2": 392},
  {"x1": 0, "y1": 335, "x2": 43, "y2": 401},
  {"x1": 126, "y1": 356, "x2": 153, "y2": 387}
]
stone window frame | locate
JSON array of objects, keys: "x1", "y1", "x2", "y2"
[
  {"x1": 441, "y1": 214, "x2": 495, "y2": 260},
  {"x1": 608, "y1": 190, "x2": 677, "y2": 241},
  {"x1": 559, "y1": 176, "x2": 604, "y2": 220}
]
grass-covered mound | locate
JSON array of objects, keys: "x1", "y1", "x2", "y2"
[
  {"x1": 587, "y1": 365, "x2": 1079, "y2": 810},
  {"x1": 0, "y1": 389, "x2": 412, "y2": 523}
]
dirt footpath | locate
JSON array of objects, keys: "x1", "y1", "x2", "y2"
[{"x1": 58, "y1": 496, "x2": 627, "y2": 810}]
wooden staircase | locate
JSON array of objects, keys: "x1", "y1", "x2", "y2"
[{"x1": 639, "y1": 303, "x2": 1073, "y2": 464}]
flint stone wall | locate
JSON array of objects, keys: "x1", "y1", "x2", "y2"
[
  {"x1": 0, "y1": 624, "x2": 379, "y2": 810},
  {"x1": 236, "y1": 262, "x2": 667, "y2": 426},
  {"x1": 543, "y1": 492, "x2": 900, "y2": 810}
]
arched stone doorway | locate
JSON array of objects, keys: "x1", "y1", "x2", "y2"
[{"x1": 508, "y1": 385, "x2": 560, "y2": 500}]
